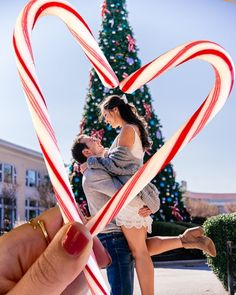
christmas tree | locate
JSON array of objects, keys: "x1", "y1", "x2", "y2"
[{"x1": 69, "y1": 0, "x2": 190, "y2": 222}]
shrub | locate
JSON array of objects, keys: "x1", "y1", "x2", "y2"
[{"x1": 204, "y1": 213, "x2": 236, "y2": 291}]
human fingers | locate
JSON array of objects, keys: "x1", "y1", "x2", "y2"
[
  {"x1": 138, "y1": 207, "x2": 152, "y2": 217},
  {"x1": 0, "y1": 206, "x2": 110, "y2": 294},
  {"x1": 92, "y1": 236, "x2": 112, "y2": 268},
  {"x1": 0, "y1": 206, "x2": 63, "y2": 293},
  {"x1": 9, "y1": 222, "x2": 93, "y2": 295},
  {"x1": 138, "y1": 206, "x2": 149, "y2": 214}
]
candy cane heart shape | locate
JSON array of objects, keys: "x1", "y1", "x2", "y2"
[
  {"x1": 13, "y1": 0, "x2": 119, "y2": 294},
  {"x1": 86, "y1": 41, "x2": 234, "y2": 236}
]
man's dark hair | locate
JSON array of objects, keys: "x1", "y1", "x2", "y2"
[{"x1": 71, "y1": 135, "x2": 88, "y2": 164}]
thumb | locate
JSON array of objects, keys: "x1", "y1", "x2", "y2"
[{"x1": 12, "y1": 222, "x2": 93, "y2": 295}]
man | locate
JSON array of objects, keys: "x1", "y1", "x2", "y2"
[
  {"x1": 71, "y1": 134, "x2": 156, "y2": 295},
  {"x1": 71, "y1": 135, "x2": 217, "y2": 294}
]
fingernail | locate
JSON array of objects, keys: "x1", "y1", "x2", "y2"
[{"x1": 62, "y1": 223, "x2": 90, "y2": 256}]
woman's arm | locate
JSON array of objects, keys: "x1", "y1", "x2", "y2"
[
  {"x1": 87, "y1": 126, "x2": 138, "y2": 175},
  {"x1": 87, "y1": 154, "x2": 138, "y2": 176}
]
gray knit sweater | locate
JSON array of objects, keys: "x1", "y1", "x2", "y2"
[{"x1": 87, "y1": 146, "x2": 160, "y2": 213}]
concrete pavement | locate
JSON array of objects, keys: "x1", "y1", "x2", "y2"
[{"x1": 99, "y1": 260, "x2": 228, "y2": 295}]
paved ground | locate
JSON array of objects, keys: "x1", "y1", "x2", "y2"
[{"x1": 99, "y1": 260, "x2": 228, "y2": 295}]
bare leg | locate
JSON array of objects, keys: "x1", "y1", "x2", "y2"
[
  {"x1": 121, "y1": 226, "x2": 154, "y2": 295},
  {"x1": 146, "y1": 236, "x2": 182, "y2": 256},
  {"x1": 146, "y1": 227, "x2": 216, "y2": 257}
]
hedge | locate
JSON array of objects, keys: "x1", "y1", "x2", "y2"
[{"x1": 204, "y1": 213, "x2": 236, "y2": 291}]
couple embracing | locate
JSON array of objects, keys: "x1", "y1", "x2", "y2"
[{"x1": 71, "y1": 94, "x2": 216, "y2": 295}]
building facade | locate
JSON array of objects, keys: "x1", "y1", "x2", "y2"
[
  {"x1": 185, "y1": 191, "x2": 236, "y2": 215},
  {"x1": 0, "y1": 139, "x2": 48, "y2": 231},
  {"x1": 181, "y1": 181, "x2": 236, "y2": 217}
]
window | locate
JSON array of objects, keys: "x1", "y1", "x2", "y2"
[
  {"x1": 25, "y1": 198, "x2": 41, "y2": 220},
  {"x1": 0, "y1": 163, "x2": 16, "y2": 184},
  {"x1": 37, "y1": 172, "x2": 41, "y2": 186},
  {"x1": 0, "y1": 164, "x2": 2, "y2": 182},
  {"x1": 0, "y1": 196, "x2": 16, "y2": 232},
  {"x1": 25, "y1": 170, "x2": 41, "y2": 187}
]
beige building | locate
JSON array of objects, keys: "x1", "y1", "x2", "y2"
[
  {"x1": 0, "y1": 139, "x2": 48, "y2": 231},
  {"x1": 185, "y1": 191, "x2": 236, "y2": 215},
  {"x1": 181, "y1": 181, "x2": 236, "y2": 217}
]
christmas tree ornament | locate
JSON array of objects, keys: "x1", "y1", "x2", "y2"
[
  {"x1": 126, "y1": 56, "x2": 135, "y2": 65},
  {"x1": 127, "y1": 34, "x2": 136, "y2": 52},
  {"x1": 156, "y1": 130, "x2": 162, "y2": 139},
  {"x1": 143, "y1": 101, "x2": 152, "y2": 120},
  {"x1": 170, "y1": 203, "x2": 184, "y2": 221},
  {"x1": 91, "y1": 128, "x2": 105, "y2": 140},
  {"x1": 101, "y1": 0, "x2": 110, "y2": 17}
]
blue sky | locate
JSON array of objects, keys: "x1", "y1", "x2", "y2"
[{"x1": 0, "y1": 0, "x2": 235, "y2": 193}]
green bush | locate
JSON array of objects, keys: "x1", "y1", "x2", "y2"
[{"x1": 204, "y1": 213, "x2": 236, "y2": 291}]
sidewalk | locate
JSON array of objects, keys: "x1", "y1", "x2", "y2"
[{"x1": 100, "y1": 260, "x2": 228, "y2": 295}]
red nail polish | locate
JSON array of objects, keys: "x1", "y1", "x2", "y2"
[{"x1": 62, "y1": 224, "x2": 90, "y2": 256}]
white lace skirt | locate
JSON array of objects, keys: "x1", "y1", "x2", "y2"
[{"x1": 116, "y1": 196, "x2": 153, "y2": 233}]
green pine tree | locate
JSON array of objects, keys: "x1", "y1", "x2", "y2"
[{"x1": 69, "y1": 0, "x2": 190, "y2": 222}]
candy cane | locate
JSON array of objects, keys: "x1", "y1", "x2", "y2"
[
  {"x1": 86, "y1": 40, "x2": 234, "y2": 236},
  {"x1": 14, "y1": 0, "x2": 235, "y2": 292},
  {"x1": 13, "y1": 0, "x2": 119, "y2": 293}
]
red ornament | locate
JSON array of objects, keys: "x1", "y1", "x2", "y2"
[
  {"x1": 126, "y1": 34, "x2": 136, "y2": 52},
  {"x1": 79, "y1": 118, "x2": 86, "y2": 134},
  {"x1": 122, "y1": 72, "x2": 129, "y2": 79},
  {"x1": 79, "y1": 200, "x2": 89, "y2": 217},
  {"x1": 145, "y1": 149, "x2": 152, "y2": 156},
  {"x1": 89, "y1": 71, "x2": 93, "y2": 88},
  {"x1": 143, "y1": 101, "x2": 152, "y2": 120},
  {"x1": 170, "y1": 203, "x2": 184, "y2": 221},
  {"x1": 101, "y1": 0, "x2": 111, "y2": 17},
  {"x1": 91, "y1": 128, "x2": 104, "y2": 140},
  {"x1": 73, "y1": 162, "x2": 81, "y2": 173}
]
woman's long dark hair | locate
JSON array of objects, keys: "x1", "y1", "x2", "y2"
[{"x1": 99, "y1": 95, "x2": 152, "y2": 149}]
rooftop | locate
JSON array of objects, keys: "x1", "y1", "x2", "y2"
[
  {"x1": 186, "y1": 191, "x2": 236, "y2": 200},
  {"x1": 0, "y1": 138, "x2": 43, "y2": 159}
]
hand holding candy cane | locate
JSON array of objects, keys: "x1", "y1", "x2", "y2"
[{"x1": 0, "y1": 207, "x2": 108, "y2": 295}]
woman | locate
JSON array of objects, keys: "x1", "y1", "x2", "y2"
[
  {"x1": 85, "y1": 94, "x2": 216, "y2": 295},
  {"x1": 100, "y1": 94, "x2": 155, "y2": 294}
]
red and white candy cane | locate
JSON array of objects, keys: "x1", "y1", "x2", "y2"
[
  {"x1": 14, "y1": 0, "x2": 235, "y2": 292},
  {"x1": 13, "y1": 0, "x2": 119, "y2": 294},
  {"x1": 86, "y1": 40, "x2": 234, "y2": 236}
]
